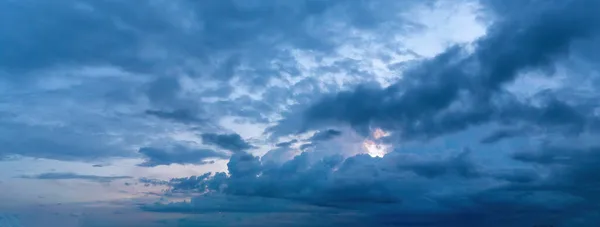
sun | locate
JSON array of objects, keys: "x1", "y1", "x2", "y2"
[
  {"x1": 363, "y1": 139, "x2": 387, "y2": 157},
  {"x1": 362, "y1": 128, "x2": 390, "y2": 157}
]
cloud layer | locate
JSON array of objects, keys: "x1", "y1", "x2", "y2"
[
  {"x1": 20, "y1": 172, "x2": 132, "y2": 183},
  {"x1": 2, "y1": 0, "x2": 600, "y2": 226}
]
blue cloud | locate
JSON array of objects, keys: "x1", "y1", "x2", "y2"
[
  {"x1": 0, "y1": 121, "x2": 135, "y2": 161},
  {"x1": 0, "y1": 0, "x2": 414, "y2": 80},
  {"x1": 20, "y1": 172, "x2": 132, "y2": 183},
  {"x1": 270, "y1": 0, "x2": 600, "y2": 141},
  {"x1": 138, "y1": 146, "x2": 228, "y2": 167},
  {"x1": 200, "y1": 133, "x2": 255, "y2": 153},
  {"x1": 145, "y1": 109, "x2": 206, "y2": 125},
  {"x1": 479, "y1": 128, "x2": 526, "y2": 144},
  {"x1": 138, "y1": 177, "x2": 169, "y2": 187},
  {"x1": 3, "y1": 0, "x2": 600, "y2": 226},
  {"x1": 0, "y1": 0, "x2": 420, "y2": 163},
  {"x1": 275, "y1": 139, "x2": 298, "y2": 148},
  {"x1": 307, "y1": 129, "x2": 342, "y2": 142}
]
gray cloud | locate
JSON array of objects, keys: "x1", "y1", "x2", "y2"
[
  {"x1": 20, "y1": 172, "x2": 132, "y2": 183},
  {"x1": 145, "y1": 109, "x2": 206, "y2": 125},
  {"x1": 307, "y1": 129, "x2": 342, "y2": 142},
  {"x1": 275, "y1": 139, "x2": 298, "y2": 148},
  {"x1": 138, "y1": 145, "x2": 228, "y2": 167},
  {"x1": 0, "y1": 0, "x2": 421, "y2": 163},
  {"x1": 479, "y1": 128, "x2": 527, "y2": 144},
  {"x1": 270, "y1": 0, "x2": 600, "y2": 142},
  {"x1": 0, "y1": 0, "x2": 416, "y2": 81},
  {"x1": 162, "y1": 150, "x2": 484, "y2": 208},
  {"x1": 261, "y1": 146, "x2": 298, "y2": 165},
  {"x1": 155, "y1": 130, "x2": 600, "y2": 226},
  {"x1": 200, "y1": 133, "x2": 255, "y2": 153},
  {"x1": 138, "y1": 177, "x2": 169, "y2": 187},
  {"x1": 0, "y1": 121, "x2": 135, "y2": 161},
  {"x1": 397, "y1": 149, "x2": 481, "y2": 179},
  {"x1": 3, "y1": 1, "x2": 600, "y2": 226}
]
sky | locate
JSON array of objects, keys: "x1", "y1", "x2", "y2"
[{"x1": 1, "y1": 0, "x2": 600, "y2": 226}]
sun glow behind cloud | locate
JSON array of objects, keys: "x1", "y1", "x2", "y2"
[{"x1": 363, "y1": 128, "x2": 390, "y2": 158}]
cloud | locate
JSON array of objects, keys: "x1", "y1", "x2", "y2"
[
  {"x1": 270, "y1": 0, "x2": 600, "y2": 141},
  {"x1": 0, "y1": 0, "x2": 440, "y2": 166},
  {"x1": 140, "y1": 194, "x2": 346, "y2": 219},
  {"x1": 396, "y1": 149, "x2": 481, "y2": 179},
  {"x1": 0, "y1": 0, "x2": 421, "y2": 163},
  {"x1": 164, "y1": 152, "x2": 405, "y2": 208},
  {"x1": 479, "y1": 128, "x2": 526, "y2": 144},
  {"x1": 138, "y1": 145, "x2": 228, "y2": 167},
  {"x1": 0, "y1": 0, "x2": 417, "y2": 80},
  {"x1": 138, "y1": 177, "x2": 169, "y2": 187},
  {"x1": 491, "y1": 168, "x2": 540, "y2": 183},
  {"x1": 261, "y1": 147, "x2": 298, "y2": 165},
  {"x1": 91, "y1": 164, "x2": 109, "y2": 168},
  {"x1": 145, "y1": 109, "x2": 206, "y2": 125},
  {"x1": 20, "y1": 172, "x2": 132, "y2": 183},
  {"x1": 3, "y1": 1, "x2": 600, "y2": 226},
  {"x1": 0, "y1": 121, "x2": 135, "y2": 161},
  {"x1": 200, "y1": 133, "x2": 255, "y2": 153},
  {"x1": 153, "y1": 134, "x2": 600, "y2": 226},
  {"x1": 275, "y1": 139, "x2": 298, "y2": 148},
  {"x1": 168, "y1": 173, "x2": 215, "y2": 192},
  {"x1": 307, "y1": 129, "x2": 342, "y2": 142}
]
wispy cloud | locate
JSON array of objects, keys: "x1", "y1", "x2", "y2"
[{"x1": 19, "y1": 172, "x2": 132, "y2": 183}]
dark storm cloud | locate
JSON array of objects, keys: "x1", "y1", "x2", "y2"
[
  {"x1": 148, "y1": 137, "x2": 600, "y2": 226},
  {"x1": 161, "y1": 151, "x2": 482, "y2": 208},
  {"x1": 200, "y1": 133, "x2": 255, "y2": 153},
  {"x1": 397, "y1": 149, "x2": 481, "y2": 179},
  {"x1": 137, "y1": 146, "x2": 228, "y2": 167},
  {"x1": 491, "y1": 168, "x2": 540, "y2": 183},
  {"x1": 270, "y1": 0, "x2": 600, "y2": 141},
  {"x1": 20, "y1": 172, "x2": 132, "y2": 183},
  {"x1": 438, "y1": 143, "x2": 600, "y2": 227},
  {"x1": 144, "y1": 148, "x2": 539, "y2": 226},
  {"x1": 156, "y1": 130, "x2": 600, "y2": 225}
]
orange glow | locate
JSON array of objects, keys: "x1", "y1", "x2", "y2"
[{"x1": 372, "y1": 128, "x2": 389, "y2": 139}]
